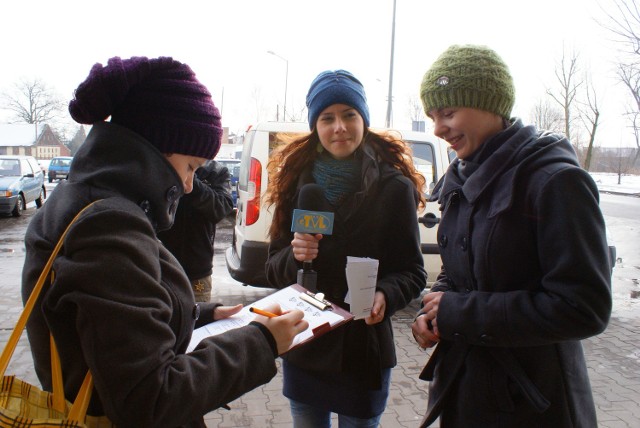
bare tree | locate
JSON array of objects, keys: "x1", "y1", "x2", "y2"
[
  {"x1": 547, "y1": 47, "x2": 582, "y2": 145},
  {"x1": 407, "y1": 95, "x2": 424, "y2": 123},
  {"x1": 613, "y1": 146, "x2": 636, "y2": 183},
  {"x1": 599, "y1": 0, "x2": 640, "y2": 167},
  {"x1": 249, "y1": 85, "x2": 267, "y2": 123},
  {"x1": 599, "y1": 0, "x2": 640, "y2": 57},
  {"x1": 617, "y1": 63, "x2": 640, "y2": 167},
  {"x1": 284, "y1": 104, "x2": 307, "y2": 123},
  {"x1": 577, "y1": 75, "x2": 601, "y2": 171},
  {"x1": 2, "y1": 78, "x2": 64, "y2": 126},
  {"x1": 530, "y1": 98, "x2": 564, "y2": 133}
]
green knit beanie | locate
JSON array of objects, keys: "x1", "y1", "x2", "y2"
[{"x1": 420, "y1": 45, "x2": 515, "y2": 120}]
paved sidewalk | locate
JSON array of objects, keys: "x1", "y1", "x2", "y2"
[{"x1": 200, "y1": 271, "x2": 640, "y2": 427}]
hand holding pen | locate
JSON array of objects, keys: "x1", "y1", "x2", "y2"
[{"x1": 250, "y1": 303, "x2": 308, "y2": 355}]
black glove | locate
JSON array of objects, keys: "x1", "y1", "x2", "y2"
[{"x1": 197, "y1": 160, "x2": 231, "y2": 189}]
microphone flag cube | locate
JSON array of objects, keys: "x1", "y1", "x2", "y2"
[{"x1": 291, "y1": 209, "x2": 334, "y2": 235}]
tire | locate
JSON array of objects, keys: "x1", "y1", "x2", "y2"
[
  {"x1": 11, "y1": 195, "x2": 25, "y2": 217},
  {"x1": 35, "y1": 186, "x2": 46, "y2": 208}
]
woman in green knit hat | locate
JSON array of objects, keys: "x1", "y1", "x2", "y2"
[{"x1": 411, "y1": 45, "x2": 612, "y2": 427}]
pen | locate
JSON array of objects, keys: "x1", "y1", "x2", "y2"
[{"x1": 249, "y1": 307, "x2": 279, "y2": 318}]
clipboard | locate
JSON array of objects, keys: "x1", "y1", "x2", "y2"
[{"x1": 187, "y1": 283, "x2": 353, "y2": 353}]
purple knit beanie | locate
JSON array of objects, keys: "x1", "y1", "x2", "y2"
[{"x1": 69, "y1": 56, "x2": 222, "y2": 159}]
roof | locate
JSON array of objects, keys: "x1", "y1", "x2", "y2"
[
  {"x1": 0, "y1": 123, "x2": 44, "y2": 147},
  {"x1": 0, "y1": 154, "x2": 37, "y2": 159}
]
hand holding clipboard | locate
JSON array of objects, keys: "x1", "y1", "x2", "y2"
[{"x1": 188, "y1": 284, "x2": 353, "y2": 353}]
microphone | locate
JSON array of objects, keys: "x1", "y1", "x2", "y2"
[{"x1": 291, "y1": 184, "x2": 334, "y2": 292}]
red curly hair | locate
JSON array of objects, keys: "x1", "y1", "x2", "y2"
[{"x1": 265, "y1": 128, "x2": 426, "y2": 240}]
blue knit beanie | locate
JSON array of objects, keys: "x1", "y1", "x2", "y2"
[{"x1": 306, "y1": 70, "x2": 370, "y2": 129}]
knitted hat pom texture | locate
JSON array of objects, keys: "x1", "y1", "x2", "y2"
[
  {"x1": 69, "y1": 56, "x2": 223, "y2": 159},
  {"x1": 306, "y1": 69, "x2": 370, "y2": 129},
  {"x1": 420, "y1": 45, "x2": 515, "y2": 120}
]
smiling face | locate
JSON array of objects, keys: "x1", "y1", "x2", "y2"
[
  {"x1": 164, "y1": 153, "x2": 208, "y2": 193},
  {"x1": 427, "y1": 107, "x2": 505, "y2": 159},
  {"x1": 315, "y1": 104, "x2": 365, "y2": 160}
]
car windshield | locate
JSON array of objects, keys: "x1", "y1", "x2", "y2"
[
  {"x1": 0, "y1": 159, "x2": 21, "y2": 177},
  {"x1": 52, "y1": 158, "x2": 72, "y2": 167}
]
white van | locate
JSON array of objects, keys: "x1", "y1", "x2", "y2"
[{"x1": 225, "y1": 122, "x2": 453, "y2": 288}]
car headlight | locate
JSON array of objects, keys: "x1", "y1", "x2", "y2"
[{"x1": 0, "y1": 190, "x2": 12, "y2": 197}]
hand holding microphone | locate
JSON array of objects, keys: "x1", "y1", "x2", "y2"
[
  {"x1": 291, "y1": 184, "x2": 334, "y2": 292},
  {"x1": 291, "y1": 232, "x2": 322, "y2": 262}
]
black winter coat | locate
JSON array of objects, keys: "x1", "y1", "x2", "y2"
[
  {"x1": 158, "y1": 160, "x2": 233, "y2": 280},
  {"x1": 420, "y1": 120, "x2": 612, "y2": 427},
  {"x1": 21, "y1": 123, "x2": 278, "y2": 428},
  {"x1": 266, "y1": 145, "x2": 426, "y2": 387}
]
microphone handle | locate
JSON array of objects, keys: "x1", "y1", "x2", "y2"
[{"x1": 297, "y1": 260, "x2": 317, "y2": 292}]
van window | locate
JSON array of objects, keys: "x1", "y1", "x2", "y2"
[
  {"x1": 406, "y1": 140, "x2": 437, "y2": 187},
  {"x1": 238, "y1": 132, "x2": 254, "y2": 192},
  {"x1": 238, "y1": 130, "x2": 305, "y2": 192}
]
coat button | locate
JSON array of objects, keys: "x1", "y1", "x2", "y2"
[
  {"x1": 438, "y1": 235, "x2": 448, "y2": 248},
  {"x1": 453, "y1": 333, "x2": 466, "y2": 343},
  {"x1": 480, "y1": 334, "x2": 494, "y2": 344},
  {"x1": 461, "y1": 237, "x2": 468, "y2": 251},
  {"x1": 166, "y1": 185, "x2": 179, "y2": 202},
  {"x1": 139, "y1": 200, "x2": 151, "y2": 213},
  {"x1": 192, "y1": 304, "x2": 200, "y2": 320}
]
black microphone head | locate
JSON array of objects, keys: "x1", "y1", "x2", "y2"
[{"x1": 297, "y1": 183, "x2": 330, "y2": 211}]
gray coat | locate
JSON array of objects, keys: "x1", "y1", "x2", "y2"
[
  {"x1": 22, "y1": 123, "x2": 277, "y2": 428},
  {"x1": 420, "y1": 119, "x2": 612, "y2": 427}
]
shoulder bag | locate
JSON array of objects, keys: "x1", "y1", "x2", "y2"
[{"x1": 0, "y1": 201, "x2": 113, "y2": 427}]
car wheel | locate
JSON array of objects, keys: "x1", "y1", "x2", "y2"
[
  {"x1": 35, "y1": 186, "x2": 46, "y2": 208},
  {"x1": 12, "y1": 195, "x2": 25, "y2": 217}
]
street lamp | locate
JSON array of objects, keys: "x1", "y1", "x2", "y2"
[
  {"x1": 267, "y1": 50, "x2": 289, "y2": 122},
  {"x1": 385, "y1": 0, "x2": 397, "y2": 128}
]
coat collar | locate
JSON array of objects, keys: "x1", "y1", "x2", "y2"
[
  {"x1": 439, "y1": 119, "x2": 574, "y2": 217},
  {"x1": 69, "y1": 122, "x2": 185, "y2": 231}
]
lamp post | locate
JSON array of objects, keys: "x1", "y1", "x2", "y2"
[
  {"x1": 267, "y1": 50, "x2": 289, "y2": 122},
  {"x1": 385, "y1": 0, "x2": 397, "y2": 128}
]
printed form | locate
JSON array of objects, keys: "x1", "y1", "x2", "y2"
[
  {"x1": 344, "y1": 256, "x2": 379, "y2": 320},
  {"x1": 188, "y1": 285, "x2": 349, "y2": 353}
]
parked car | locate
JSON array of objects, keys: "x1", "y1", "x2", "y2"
[
  {"x1": 225, "y1": 122, "x2": 452, "y2": 288},
  {"x1": 216, "y1": 158, "x2": 241, "y2": 208},
  {"x1": 0, "y1": 155, "x2": 46, "y2": 217},
  {"x1": 48, "y1": 156, "x2": 73, "y2": 182}
]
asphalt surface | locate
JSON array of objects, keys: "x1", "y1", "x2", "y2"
[{"x1": 1, "y1": 212, "x2": 639, "y2": 427}]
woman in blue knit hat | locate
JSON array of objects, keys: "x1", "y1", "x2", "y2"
[
  {"x1": 412, "y1": 45, "x2": 612, "y2": 427},
  {"x1": 21, "y1": 56, "x2": 308, "y2": 427},
  {"x1": 265, "y1": 69, "x2": 427, "y2": 427}
]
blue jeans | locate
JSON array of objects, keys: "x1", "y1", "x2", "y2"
[{"x1": 289, "y1": 399, "x2": 382, "y2": 428}]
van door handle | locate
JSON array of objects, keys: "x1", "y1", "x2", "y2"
[{"x1": 419, "y1": 212, "x2": 440, "y2": 228}]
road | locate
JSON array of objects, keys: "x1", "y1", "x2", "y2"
[
  {"x1": 600, "y1": 193, "x2": 640, "y2": 220},
  {"x1": 0, "y1": 183, "x2": 639, "y2": 427}
]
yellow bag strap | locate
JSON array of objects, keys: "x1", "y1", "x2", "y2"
[
  {"x1": 51, "y1": 332, "x2": 66, "y2": 412},
  {"x1": 0, "y1": 201, "x2": 100, "y2": 421}
]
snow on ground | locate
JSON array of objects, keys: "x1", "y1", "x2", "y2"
[
  {"x1": 591, "y1": 172, "x2": 640, "y2": 196},
  {"x1": 590, "y1": 172, "x2": 640, "y2": 322}
]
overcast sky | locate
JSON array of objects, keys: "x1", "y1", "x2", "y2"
[{"x1": 0, "y1": 0, "x2": 633, "y2": 148}]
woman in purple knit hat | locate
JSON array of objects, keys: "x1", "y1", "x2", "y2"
[{"x1": 21, "y1": 56, "x2": 308, "y2": 427}]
